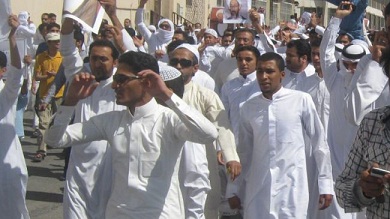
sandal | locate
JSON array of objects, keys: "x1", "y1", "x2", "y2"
[{"x1": 33, "y1": 150, "x2": 46, "y2": 162}]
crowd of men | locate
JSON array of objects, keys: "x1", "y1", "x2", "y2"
[{"x1": 2, "y1": 0, "x2": 390, "y2": 218}]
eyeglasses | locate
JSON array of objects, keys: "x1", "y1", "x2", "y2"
[
  {"x1": 113, "y1": 74, "x2": 140, "y2": 84},
  {"x1": 169, "y1": 58, "x2": 193, "y2": 68}
]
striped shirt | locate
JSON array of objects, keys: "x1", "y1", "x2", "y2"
[{"x1": 336, "y1": 106, "x2": 390, "y2": 219}]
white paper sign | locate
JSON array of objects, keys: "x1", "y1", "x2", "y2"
[
  {"x1": 63, "y1": 0, "x2": 105, "y2": 34},
  {"x1": 0, "y1": 0, "x2": 11, "y2": 41},
  {"x1": 223, "y1": 0, "x2": 252, "y2": 24}
]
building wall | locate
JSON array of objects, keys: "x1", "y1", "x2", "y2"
[{"x1": 10, "y1": 0, "x2": 387, "y2": 31}]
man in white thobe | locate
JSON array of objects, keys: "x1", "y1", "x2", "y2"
[
  {"x1": 169, "y1": 44, "x2": 241, "y2": 219},
  {"x1": 319, "y1": 4, "x2": 369, "y2": 218},
  {"x1": 220, "y1": 45, "x2": 260, "y2": 217},
  {"x1": 214, "y1": 28, "x2": 257, "y2": 94},
  {"x1": 0, "y1": 15, "x2": 30, "y2": 219},
  {"x1": 44, "y1": 51, "x2": 218, "y2": 219},
  {"x1": 60, "y1": 16, "x2": 128, "y2": 218},
  {"x1": 281, "y1": 38, "x2": 332, "y2": 219},
  {"x1": 236, "y1": 52, "x2": 333, "y2": 219}
]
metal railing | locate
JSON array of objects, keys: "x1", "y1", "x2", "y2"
[{"x1": 172, "y1": 12, "x2": 194, "y2": 27}]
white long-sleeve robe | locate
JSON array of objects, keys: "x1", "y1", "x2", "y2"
[
  {"x1": 344, "y1": 54, "x2": 390, "y2": 126},
  {"x1": 64, "y1": 77, "x2": 126, "y2": 219},
  {"x1": 238, "y1": 88, "x2": 333, "y2": 219},
  {"x1": 0, "y1": 66, "x2": 30, "y2": 219},
  {"x1": 183, "y1": 81, "x2": 239, "y2": 219},
  {"x1": 44, "y1": 95, "x2": 218, "y2": 219}
]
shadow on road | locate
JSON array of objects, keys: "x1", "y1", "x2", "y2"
[
  {"x1": 27, "y1": 165, "x2": 64, "y2": 180},
  {"x1": 26, "y1": 191, "x2": 63, "y2": 203}
]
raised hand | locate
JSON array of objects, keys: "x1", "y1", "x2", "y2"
[
  {"x1": 106, "y1": 25, "x2": 126, "y2": 53},
  {"x1": 139, "y1": 0, "x2": 148, "y2": 8},
  {"x1": 132, "y1": 36, "x2": 144, "y2": 48},
  {"x1": 371, "y1": 30, "x2": 388, "y2": 63},
  {"x1": 8, "y1": 14, "x2": 19, "y2": 32},
  {"x1": 335, "y1": 1, "x2": 354, "y2": 19},
  {"x1": 137, "y1": 69, "x2": 173, "y2": 101},
  {"x1": 63, "y1": 73, "x2": 100, "y2": 106},
  {"x1": 99, "y1": 0, "x2": 117, "y2": 17},
  {"x1": 249, "y1": 9, "x2": 260, "y2": 24}
]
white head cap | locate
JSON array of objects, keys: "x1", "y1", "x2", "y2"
[
  {"x1": 341, "y1": 44, "x2": 366, "y2": 62},
  {"x1": 204, "y1": 28, "x2": 218, "y2": 38},
  {"x1": 159, "y1": 65, "x2": 182, "y2": 81},
  {"x1": 175, "y1": 43, "x2": 200, "y2": 63},
  {"x1": 46, "y1": 32, "x2": 60, "y2": 41}
]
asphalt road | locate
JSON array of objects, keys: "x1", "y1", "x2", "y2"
[{"x1": 21, "y1": 110, "x2": 64, "y2": 219}]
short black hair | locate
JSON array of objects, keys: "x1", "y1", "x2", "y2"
[
  {"x1": 167, "y1": 40, "x2": 187, "y2": 54},
  {"x1": 74, "y1": 31, "x2": 84, "y2": 44},
  {"x1": 174, "y1": 29, "x2": 188, "y2": 39},
  {"x1": 48, "y1": 13, "x2": 56, "y2": 18},
  {"x1": 186, "y1": 36, "x2": 195, "y2": 45},
  {"x1": 0, "y1": 51, "x2": 7, "y2": 68},
  {"x1": 125, "y1": 27, "x2": 136, "y2": 37},
  {"x1": 235, "y1": 45, "x2": 260, "y2": 60},
  {"x1": 287, "y1": 39, "x2": 312, "y2": 63},
  {"x1": 38, "y1": 23, "x2": 48, "y2": 34},
  {"x1": 47, "y1": 22, "x2": 60, "y2": 31},
  {"x1": 310, "y1": 37, "x2": 322, "y2": 48},
  {"x1": 259, "y1": 52, "x2": 285, "y2": 71},
  {"x1": 118, "y1": 51, "x2": 159, "y2": 74},
  {"x1": 234, "y1": 28, "x2": 256, "y2": 41},
  {"x1": 89, "y1": 40, "x2": 119, "y2": 60},
  {"x1": 337, "y1": 32, "x2": 353, "y2": 43}
]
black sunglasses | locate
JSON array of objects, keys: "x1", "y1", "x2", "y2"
[
  {"x1": 169, "y1": 58, "x2": 193, "y2": 68},
  {"x1": 113, "y1": 74, "x2": 140, "y2": 84}
]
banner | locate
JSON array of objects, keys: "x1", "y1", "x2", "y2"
[
  {"x1": 0, "y1": 0, "x2": 11, "y2": 41},
  {"x1": 63, "y1": 0, "x2": 105, "y2": 33},
  {"x1": 223, "y1": 0, "x2": 252, "y2": 24},
  {"x1": 210, "y1": 7, "x2": 228, "y2": 37}
]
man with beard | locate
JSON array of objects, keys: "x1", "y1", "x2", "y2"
[{"x1": 58, "y1": 16, "x2": 127, "y2": 218}]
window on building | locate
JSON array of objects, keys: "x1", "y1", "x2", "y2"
[{"x1": 186, "y1": 0, "x2": 192, "y2": 6}]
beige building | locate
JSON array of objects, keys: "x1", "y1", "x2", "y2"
[
  {"x1": 10, "y1": 0, "x2": 221, "y2": 29},
  {"x1": 10, "y1": 0, "x2": 388, "y2": 31},
  {"x1": 252, "y1": 0, "x2": 388, "y2": 29}
]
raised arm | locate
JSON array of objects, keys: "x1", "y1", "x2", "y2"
[
  {"x1": 343, "y1": 14, "x2": 390, "y2": 126},
  {"x1": 8, "y1": 15, "x2": 21, "y2": 69},
  {"x1": 99, "y1": 0, "x2": 137, "y2": 51},
  {"x1": 61, "y1": 18, "x2": 84, "y2": 80},
  {"x1": 0, "y1": 15, "x2": 23, "y2": 115},
  {"x1": 320, "y1": 2, "x2": 353, "y2": 85},
  {"x1": 135, "y1": 0, "x2": 153, "y2": 41}
]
